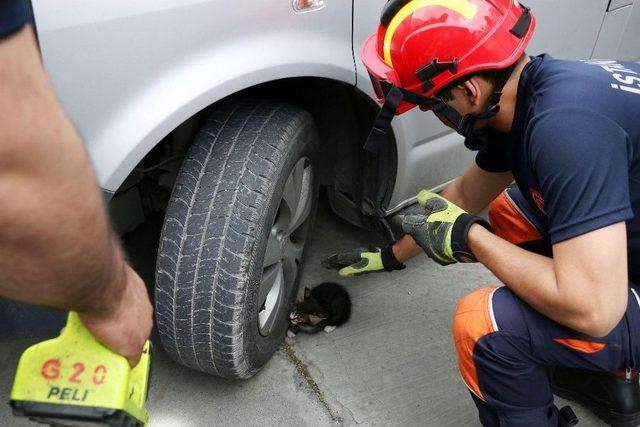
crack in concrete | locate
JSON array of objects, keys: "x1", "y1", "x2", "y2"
[{"x1": 281, "y1": 342, "x2": 344, "y2": 425}]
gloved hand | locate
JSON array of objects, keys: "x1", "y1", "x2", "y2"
[
  {"x1": 322, "y1": 246, "x2": 405, "y2": 277},
  {"x1": 402, "y1": 190, "x2": 491, "y2": 266}
]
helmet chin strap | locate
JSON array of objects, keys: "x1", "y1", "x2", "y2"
[
  {"x1": 362, "y1": 84, "x2": 432, "y2": 219},
  {"x1": 360, "y1": 63, "x2": 518, "y2": 219},
  {"x1": 428, "y1": 62, "x2": 518, "y2": 142}
]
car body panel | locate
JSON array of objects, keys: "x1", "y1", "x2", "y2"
[
  {"x1": 596, "y1": 1, "x2": 640, "y2": 61},
  {"x1": 32, "y1": 0, "x2": 355, "y2": 191},
  {"x1": 33, "y1": 0, "x2": 639, "y2": 214}
]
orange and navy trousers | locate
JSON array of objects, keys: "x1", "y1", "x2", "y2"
[{"x1": 453, "y1": 187, "x2": 640, "y2": 426}]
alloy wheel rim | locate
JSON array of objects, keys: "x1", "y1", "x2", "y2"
[{"x1": 258, "y1": 157, "x2": 313, "y2": 336}]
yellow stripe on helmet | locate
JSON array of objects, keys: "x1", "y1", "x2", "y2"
[{"x1": 383, "y1": 0, "x2": 478, "y2": 67}]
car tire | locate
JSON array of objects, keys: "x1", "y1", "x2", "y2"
[{"x1": 155, "y1": 99, "x2": 319, "y2": 379}]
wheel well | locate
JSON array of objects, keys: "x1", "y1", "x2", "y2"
[{"x1": 109, "y1": 77, "x2": 397, "y2": 234}]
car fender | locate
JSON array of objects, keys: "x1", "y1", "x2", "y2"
[{"x1": 32, "y1": 0, "x2": 355, "y2": 191}]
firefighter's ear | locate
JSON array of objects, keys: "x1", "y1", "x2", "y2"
[{"x1": 461, "y1": 78, "x2": 481, "y2": 105}]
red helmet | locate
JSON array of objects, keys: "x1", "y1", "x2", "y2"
[{"x1": 362, "y1": 0, "x2": 536, "y2": 114}]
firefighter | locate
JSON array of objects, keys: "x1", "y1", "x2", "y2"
[{"x1": 325, "y1": 0, "x2": 640, "y2": 425}]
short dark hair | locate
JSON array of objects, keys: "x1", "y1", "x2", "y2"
[{"x1": 436, "y1": 54, "x2": 527, "y2": 101}]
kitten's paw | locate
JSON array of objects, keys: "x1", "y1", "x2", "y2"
[
  {"x1": 287, "y1": 329, "x2": 296, "y2": 338},
  {"x1": 323, "y1": 325, "x2": 337, "y2": 333}
]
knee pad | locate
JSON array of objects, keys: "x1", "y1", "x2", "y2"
[{"x1": 452, "y1": 287, "x2": 500, "y2": 399}]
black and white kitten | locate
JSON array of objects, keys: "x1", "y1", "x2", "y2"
[{"x1": 289, "y1": 282, "x2": 351, "y2": 335}]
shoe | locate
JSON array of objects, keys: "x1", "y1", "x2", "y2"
[
  {"x1": 550, "y1": 366, "x2": 640, "y2": 426},
  {"x1": 558, "y1": 405, "x2": 579, "y2": 427}
]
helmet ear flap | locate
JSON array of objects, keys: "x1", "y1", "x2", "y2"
[{"x1": 381, "y1": 0, "x2": 413, "y2": 27}]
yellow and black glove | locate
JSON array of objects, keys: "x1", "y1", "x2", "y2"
[
  {"x1": 322, "y1": 246, "x2": 405, "y2": 277},
  {"x1": 402, "y1": 190, "x2": 491, "y2": 266}
]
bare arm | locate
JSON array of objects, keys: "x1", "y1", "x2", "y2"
[
  {"x1": 0, "y1": 26, "x2": 151, "y2": 364},
  {"x1": 392, "y1": 162, "x2": 513, "y2": 262},
  {"x1": 0, "y1": 24, "x2": 121, "y2": 310},
  {"x1": 440, "y1": 162, "x2": 513, "y2": 215},
  {"x1": 468, "y1": 222, "x2": 628, "y2": 337}
]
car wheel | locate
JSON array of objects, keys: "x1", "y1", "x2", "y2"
[{"x1": 155, "y1": 100, "x2": 318, "y2": 378}]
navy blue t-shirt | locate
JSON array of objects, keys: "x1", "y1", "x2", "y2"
[
  {"x1": 0, "y1": 0, "x2": 31, "y2": 38},
  {"x1": 476, "y1": 54, "x2": 640, "y2": 282}
]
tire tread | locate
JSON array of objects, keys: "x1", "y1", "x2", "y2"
[{"x1": 156, "y1": 100, "x2": 315, "y2": 378}]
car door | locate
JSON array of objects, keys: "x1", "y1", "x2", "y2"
[
  {"x1": 593, "y1": 0, "x2": 640, "y2": 60},
  {"x1": 353, "y1": 0, "x2": 610, "y2": 212},
  {"x1": 526, "y1": 0, "x2": 610, "y2": 59}
]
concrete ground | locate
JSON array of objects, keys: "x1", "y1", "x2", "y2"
[{"x1": 0, "y1": 202, "x2": 604, "y2": 426}]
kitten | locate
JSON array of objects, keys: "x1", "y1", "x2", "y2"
[{"x1": 289, "y1": 282, "x2": 351, "y2": 335}]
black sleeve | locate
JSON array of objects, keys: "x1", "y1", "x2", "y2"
[
  {"x1": 528, "y1": 107, "x2": 633, "y2": 244},
  {"x1": 0, "y1": 0, "x2": 31, "y2": 39}
]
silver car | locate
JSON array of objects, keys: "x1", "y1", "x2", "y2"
[{"x1": 31, "y1": 0, "x2": 640, "y2": 379}]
